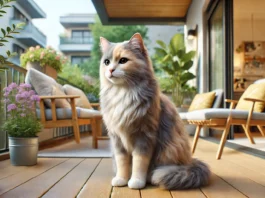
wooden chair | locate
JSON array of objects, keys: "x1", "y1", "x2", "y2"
[
  {"x1": 186, "y1": 83, "x2": 265, "y2": 159},
  {"x1": 38, "y1": 95, "x2": 108, "y2": 148}
]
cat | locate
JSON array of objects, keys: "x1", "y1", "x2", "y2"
[{"x1": 99, "y1": 33, "x2": 211, "y2": 190}]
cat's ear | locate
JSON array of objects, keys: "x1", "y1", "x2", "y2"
[
  {"x1": 100, "y1": 37, "x2": 110, "y2": 53},
  {"x1": 129, "y1": 33, "x2": 144, "y2": 52}
]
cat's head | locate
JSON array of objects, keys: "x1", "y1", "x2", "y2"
[{"x1": 99, "y1": 33, "x2": 152, "y2": 86}]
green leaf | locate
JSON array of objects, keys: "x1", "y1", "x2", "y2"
[
  {"x1": 6, "y1": 50, "x2": 10, "y2": 56},
  {"x1": 154, "y1": 47, "x2": 167, "y2": 57},
  {"x1": 162, "y1": 65, "x2": 174, "y2": 75},
  {"x1": 156, "y1": 40, "x2": 167, "y2": 50},
  {"x1": 0, "y1": 10, "x2": 6, "y2": 13},
  {"x1": 5, "y1": 35, "x2": 13, "y2": 38},
  {"x1": 176, "y1": 49, "x2": 185, "y2": 59},
  {"x1": 3, "y1": 5, "x2": 11, "y2": 8},
  {"x1": 1, "y1": 28, "x2": 6, "y2": 36},
  {"x1": 180, "y1": 72, "x2": 196, "y2": 84},
  {"x1": 0, "y1": 43, "x2": 4, "y2": 46},
  {"x1": 6, "y1": 26, "x2": 11, "y2": 33},
  {"x1": 162, "y1": 54, "x2": 171, "y2": 63},
  {"x1": 172, "y1": 61, "x2": 180, "y2": 71},
  {"x1": 16, "y1": 22, "x2": 25, "y2": 29},
  {"x1": 1, "y1": 39, "x2": 8, "y2": 42},
  {"x1": 182, "y1": 60, "x2": 193, "y2": 70},
  {"x1": 169, "y1": 34, "x2": 184, "y2": 55},
  {"x1": 181, "y1": 51, "x2": 196, "y2": 63},
  {"x1": 12, "y1": 24, "x2": 15, "y2": 29}
]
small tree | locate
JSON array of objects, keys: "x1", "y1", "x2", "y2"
[
  {"x1": 80, "y1": 16, "x2": 148, "y2": 78},
  {"x1": 154, "y1": 33, "x2": 196, "y2": 107},
  {"x1": 0, "y1": 0, "x2": 24, "y2": 69}
]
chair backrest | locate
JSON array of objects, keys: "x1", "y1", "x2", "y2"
[{"x1": 212, "y1": 89, "x2": 224, "y2": 108}]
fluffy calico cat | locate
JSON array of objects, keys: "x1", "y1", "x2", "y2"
[{"x1": 99, "y1": 33, "x2": 211, "y2": 190}]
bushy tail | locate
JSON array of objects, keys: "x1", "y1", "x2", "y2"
[{"x1": 150, "y1": 159, "x2": 211, "y2": 190}]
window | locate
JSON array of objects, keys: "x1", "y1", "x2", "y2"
[
  {"x1": 13, "y1": 44, "x2": 25, "y2": 57},
  {"x1": 13, "y1": 7, "x2": 28, "y2": 22},
  {"x1": 71, "y1": 30, "x2": 92, "y2": 43},
  {"x1": 71, "y1": 56, "x2": 90, "y2": 65}
]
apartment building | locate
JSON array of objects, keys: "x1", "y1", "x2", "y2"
[
  {"x1": 0, "y1": 0, "x2": 47, "y2": 65},
  {"x1": 59, "y1": 14, "x2": 95, "y2": 65}
]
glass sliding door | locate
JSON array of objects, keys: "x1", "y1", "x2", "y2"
[
  {"x1": 207, "y1": 0, "x2": 234, "y2": 138},
  {"x1": 209, "y1": 1, "x2": 224, "y2": 90}
]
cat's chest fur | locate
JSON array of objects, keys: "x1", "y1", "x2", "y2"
[{"x1": 100, "y1": 86, "x2": 148, "y2": 135}]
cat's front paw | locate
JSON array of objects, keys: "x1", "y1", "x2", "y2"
[
  {"x1": 128, "y1": 178, "x2": 146, "y2": 189},
  {"x1": 112, "y1": 177, "x2": 128, "y2": 187}
]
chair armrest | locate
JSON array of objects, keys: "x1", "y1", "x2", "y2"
[
  {"x1": 244, "y1": 97, "x2": 265, "y2": 103},
  {"x1": 38, "y1": 95, "x2": 80, "y2": 122},
  {"x1": 91, "y1": 103, "x2": 100, "y2": 107},
  {"x1": 225, "y1": 99, "x2": 238, "y2": 109},
  {"x1": 91, "y1": 103, "x2": 100, "y2": 110},
  {"x1": 39, "y1": 95, "x2": 80, "y2": 99},
  {"x1": 225, "y1": 99, "x2": 238, "y2": 103}
]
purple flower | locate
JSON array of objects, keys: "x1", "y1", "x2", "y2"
[
  {"x1": 7, "y1": 104, "x2": 17, "y2": 112},
  {"x1": 3, "y1": 99, "x2": 10, "y2": 103},
  {"x1": 3, "y1": 92, "x2": 9, "y2": 97},
  {"x1": 19, "y1": 83, "x2": 31, "y2": 89},
  {"x1": 29, "y1": 90, "x2": 36, "y2": 96},
  {"x1": 20, "y1": 113, "x2": 26, "y2": 117},
  {"x1": 20, "y1": 91, "x2": 30, "y2": 98},
  {"x1": 31, "y1": 95, "x2": 40, "y2": 102},
  {"x1": 9, "y1": 83, "x2": 18, "y2": 89}
]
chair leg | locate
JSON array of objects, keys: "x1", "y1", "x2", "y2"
[
  {"x1": 191, "y1": 125, "x2": 202, "y2": 154},
  {"x1": 96, "y1": 118, "x2": 102, "y2": 137},
  {"x1": 257, "y1": 125, "x2": 265, "y2": 136},
  {"x1": 242, "y1": 125, "x2": 255, "y2": 144},
  {"x1": 216, "y1": 117, "x2": 232, "y2": 160},
  {"x1": 73, "y1": 122, "x2": 80, "y2": 144},
  {"x1": 91, "y1": 118, "x2": 98, "y2": 149}
]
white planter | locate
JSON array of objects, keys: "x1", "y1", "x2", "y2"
[{"x1": 26, "y1": 61, "x2": 57, "y2": 80}]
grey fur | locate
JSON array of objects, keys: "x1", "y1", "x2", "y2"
[
  {"x1": 150, "y1": 159, "x2": 211, "y2": 189},
  {"x1": 100, "y1": 34, "x2": 211, "y2": 190}
]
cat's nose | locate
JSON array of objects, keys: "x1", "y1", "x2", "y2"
[{"x1": 109, "y1": 69, "x2": 115, "y2": 74}]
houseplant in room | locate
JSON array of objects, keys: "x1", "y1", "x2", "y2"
[
  {"x1": 154, "y1": 33, "x2": 196, "y2": 108},
  {"x1": 2, "y1": 82, "x2": 42, "y2": 166},
  {"x1": 20, "y1": 46, "x2": 67, "y2": 79}
]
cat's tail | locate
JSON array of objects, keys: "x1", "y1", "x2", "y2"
[{"x1": 150, "y1": 159, "x2": 211, "y2": 190}]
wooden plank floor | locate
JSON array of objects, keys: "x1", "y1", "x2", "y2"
[{"x1": 0, "y1": 137, "x2": 265, "y2": 198}]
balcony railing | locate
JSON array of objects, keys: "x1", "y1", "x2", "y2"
[
  {"x1": 10, "y1": 19, "x2": 47, "y2": 47},
  {"x1": 60, "y1": 37, "x2": 93, "y2": 45}
]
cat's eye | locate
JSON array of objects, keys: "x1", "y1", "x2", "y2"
[
  {"x1": 119, "y1": 58, "x2": 128, "y2": 64},
  {"x1": 104, "y1": 59, "x2": 110, "y2": 66}
]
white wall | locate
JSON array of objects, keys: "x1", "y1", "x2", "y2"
[
  {"x1": 185, "y1": 0, "x2": 210, "y2": 137},
  {"x1": 186, "y1": 0, "x2": 210, "y2": 92}
]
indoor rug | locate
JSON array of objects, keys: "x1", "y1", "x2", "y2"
[{"x1": 38, "y1": 136, "x2": 112, "y2": 158}]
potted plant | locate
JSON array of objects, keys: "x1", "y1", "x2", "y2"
[
  {"x1": 20, "y1": 46, "x2": 67, "y2": 79},
  {"x1": 2, "y1": 82, "x2": 42, "y2": 166},
  {"x1": 154, "y1": 33, "x2": 197, "y2": 108}
]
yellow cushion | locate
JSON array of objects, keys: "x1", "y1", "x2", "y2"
[
  {"x1": 188, "y1": 92, "x2": 216, "y2": 112},
  {"x1": 236, "y1": 83, "x2": 265, "y2": 112}
]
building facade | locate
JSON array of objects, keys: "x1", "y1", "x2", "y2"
[
  {"x1": 59, "y1": 14, "x2": 95, "y2": 65},
  {"x1": 0, "y1": 0, "x2": 46, "y2": 65}
]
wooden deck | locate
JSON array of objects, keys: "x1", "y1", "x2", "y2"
[{"x1": 0, "y1": 138, "x2": 265, "y2": 198}]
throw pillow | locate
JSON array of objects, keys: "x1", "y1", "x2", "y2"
[
  {"x1": 236, "y1": 83, "x2": 265, "y2": 112},
  {"x1": 63, "y1": 84, "x2": 92, "y2": 109},
  {"x1": 188, "y1": 92, "x2": 216, "y2": 112},
  {"x1": 51, "y1": 85, "x2": 71, "y2": 108}
]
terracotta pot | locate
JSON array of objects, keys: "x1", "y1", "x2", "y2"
[{"x1": 26, "y1": 61, "x2": 57, "y2": 80}]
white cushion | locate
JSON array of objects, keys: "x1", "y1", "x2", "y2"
[
  {"x1": 25, "y1": 68, "x2": 70, "y2": 108},
  {"x1": 63, "y1": 84, "x2": 92, "y2": 109},
  {"x1": 186, "y1": 108, "x2": 265, "y2": 120},
  {"x1": 36, "y1": 107, "x2": 101, "y2": 120}
]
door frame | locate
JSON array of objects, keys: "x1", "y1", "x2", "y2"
[{"x1": 206, "y1": 0, "x2": 234, "y2": 139}]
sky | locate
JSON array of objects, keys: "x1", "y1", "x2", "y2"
[{"x1": 32, "y1": 0, "x2": 96, "y2": 50}]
